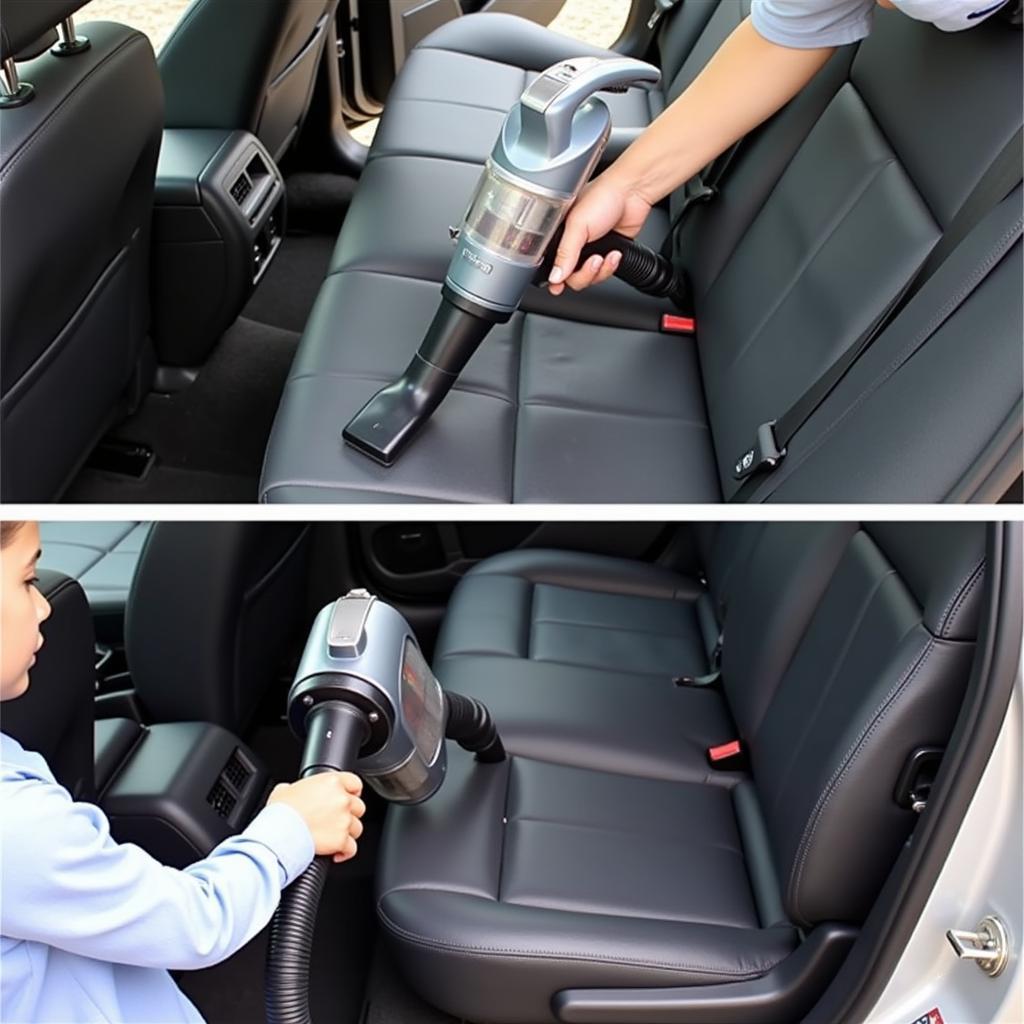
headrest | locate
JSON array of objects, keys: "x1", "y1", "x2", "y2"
[{"x1": 0, "y1": 1, "x2": 87, "y2": 61}]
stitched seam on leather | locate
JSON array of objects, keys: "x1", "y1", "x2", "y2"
[
  {"x1": 510, "y1": 312, "x2": 526, "y2": 502},
  {"x1": 518, "y1": 398, "x2": 711, "y2": 428},
  {"x1": 508, "y1": 815, "x2": 745, "y2": 856},
  {"x1": 532, "y1": 617, "x2": 697, "y2": 641},
  {"x1": 1, "y1": 34, "x2": 149, "y2": 182},
  {"x1": 753, "y1": 215, "x2": 1024, "y2": 500},
  {"x1": 937, "y1": 559, "x2": 984, "y2": 639},
  {"x1": 525, "y1": 581, "x2": 534, "y2": 659},
  {"x1": 286, "y1": 369, "x2": 516, "y2": 406},
  {"x1": 466, "y1": 571, "x2": 679, "y2": 600},
  {"x1": 497, "y1": 758, "x2": 513, "y2": 902},
  {"x1": 377, "y1": 905, "x2": 780, "y2": 978},
  {"x1": 788, "y1": 637, "x2": 935, "y2": 921}
]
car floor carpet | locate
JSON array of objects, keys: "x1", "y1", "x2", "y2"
[
  {"x1": 65, "y1": 222, "x2": 339, "y2": 503},
  {"x1": 241, "y1": 232, "x2": 338, "y2": 333},
  {"x1": 65, "y1": 315, "x2": 300, "y2": 503},
  {"x1": 360, "y1": 941, "x2": 461, "y2": 1024}
]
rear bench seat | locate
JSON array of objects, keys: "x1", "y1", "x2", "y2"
[
  {"x1": 260, "y1": 5, "x2": 1022, "y2": 502},
  {"x1": 376, "y1": 522, "x2": 986, "y2": 1022}
]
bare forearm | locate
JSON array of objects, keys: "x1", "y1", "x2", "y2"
[{"x1": 604, "y1": 18, "x2": 835, "y2": 204}]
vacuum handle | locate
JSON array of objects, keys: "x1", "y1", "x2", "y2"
[
  {"x1": 520, "y1": 56, "x2": 660, "y2": 157},
  {"x1": 537, "y1": 225, "x2": 691, "y2": 311},
  {"x1": 299, "y1": 701, "x2": 370, "y2": 777}
]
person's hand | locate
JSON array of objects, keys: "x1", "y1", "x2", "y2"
[
  {"x1": 547, "y1": 174, "x2": 653, "y2": 295},
  {"x1": 268, "y1": 772, "x2": 366, "y2": 863}
]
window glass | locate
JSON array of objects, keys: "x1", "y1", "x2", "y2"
[{"x1": 78, "y1": 0, "x2": 194, "y2": 53}]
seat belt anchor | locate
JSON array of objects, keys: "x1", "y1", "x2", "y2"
[
  {"x1": 647, "y1": 0, "x2": 679, "y2": 30},
  {"x1": 733, "y1": 421, "x2": 785, "y2": 480}
]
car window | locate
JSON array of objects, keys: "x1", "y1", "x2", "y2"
[{"x1": 78, "y1": 0, "x2": 194, "y2": 53}]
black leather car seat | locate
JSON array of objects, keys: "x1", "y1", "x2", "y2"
[
  {"x1": 260, "y1": 3, "x2": 1022, "y2": 502},
  {"x1": 124, "y1": 522, "x2": 311, "y2": 733},
  {"x1": 377, "y1": 523, "x2": 986, "y2": 1022},
  {"x1": 0, "y1": 1, "x2": 163, "y2": 501},
  {"x1": 159, "y1": 0, "x2": 339, "y2": 162}
]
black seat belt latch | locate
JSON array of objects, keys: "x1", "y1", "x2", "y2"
[
  {"x1": 674, "y1": 669, "x2": 720, "y2": 688},
  {"x1": 734, "y1": 420, "x2": 785, "y2": 480},
  {"x1": 894, "y1": 747, "x2": 944, "y2": 813}
]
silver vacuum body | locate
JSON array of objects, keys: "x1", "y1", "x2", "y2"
[
  {"x1": 288, "y1": 591, "x2": 447, "y2": 804},
  {"x1": 446, "y1": 55, "x2": 661, "y2": 316}
]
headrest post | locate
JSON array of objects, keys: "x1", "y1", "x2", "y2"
[
  {"x1": 0, "y1": 56, "x2": 33, "y2": 108},
  {"x1": 52, "y1": 16, "x2": 90, "y2": 57}
]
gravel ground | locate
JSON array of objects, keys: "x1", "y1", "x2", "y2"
[
  {"x1": 81, "y1": 0, "x2": 630, "y2": 54},
  {"x1": 81, "y1": 0, "x2": 631, "y2": 146}
]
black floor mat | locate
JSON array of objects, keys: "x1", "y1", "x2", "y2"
[
  {"x1": 242, "y1": 233, "x2": 337, "y2": 333},
  {"x1": 66, "y1": 316, "x2": 300, "y2": 503},
  {"x1": 361, "y1": 942, "x2": 461, "y2": 1024},
  {"x1": 66, "y1": 213, "x2": 340, "y2": 503}
]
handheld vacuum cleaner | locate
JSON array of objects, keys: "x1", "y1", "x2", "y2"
[
  {"x1": 264, "y1": 589, "x2": 505, "y2": 1024},
  {"x1": 343, "y1": 54, "x2": 691, "y2": 466}
]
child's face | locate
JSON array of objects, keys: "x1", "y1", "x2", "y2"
[{"x1": 1, "y1": 523, "x2": 50, "y2": 701}]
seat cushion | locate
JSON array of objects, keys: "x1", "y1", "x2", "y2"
[
  {"x1": 260, "y1": 270, "x2": 719, "y2": 503},
  {"x1": 431, "y1": 550, "x2": 738, "y2": 785},
  {"x1": 378, "y1": 748, "x2": 798, "y2": 1024}
]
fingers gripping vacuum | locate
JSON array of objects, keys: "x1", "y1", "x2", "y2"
[{"x1": 343, "y1": 54, "x2": 666, "y2": 466}]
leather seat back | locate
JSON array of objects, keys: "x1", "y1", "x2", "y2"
[
  {"x1": 125, "y1": 522, "x2": 311, "y2": 732},
  {"x1": 160, "y1": 0, "x2": 339, "y2": 162},
  {"x1": 685, "y1": 12, "x2": 1022, "y2": 497},
  {"x1": 0, "y1": 2, "x2": 163, "y2": 500},
  {"x1": 752, "y1": 523, "x2": 986, "y2": 927},
  {"x1": 1, "y1": 571, "x2": 96, "y2": 802}
]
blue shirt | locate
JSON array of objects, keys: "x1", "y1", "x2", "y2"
[
  {"x1": 752, "y1": 0, "x2": 1010, "y2": 47},
  {"x1": 0, "y1": 733, "x2": 315, "y2": 1023}
]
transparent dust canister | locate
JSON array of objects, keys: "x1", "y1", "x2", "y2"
[{"x1": 462, "y1": 160, "x2": 571, "y2": 265}]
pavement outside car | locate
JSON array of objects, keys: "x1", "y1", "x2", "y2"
[{"x1": 80, "y1": 0, "x2": 631, "y2": 144}]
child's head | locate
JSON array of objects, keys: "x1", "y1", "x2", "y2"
[{"x1": 1, "y1": 521, "x2": 50, "y2": 702}]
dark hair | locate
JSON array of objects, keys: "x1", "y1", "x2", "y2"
[{"x1": 1, "y1": 521, "x2": 25, "y2": 549}]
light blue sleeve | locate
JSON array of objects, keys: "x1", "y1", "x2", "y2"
[
  {"x1": 0, "y1": 771, "x2": 315, "y2": 970},
  {"x1": 751, "y1": 0, "x2": 876, "y2": 47}
]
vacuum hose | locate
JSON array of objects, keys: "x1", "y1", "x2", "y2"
[
  {"x1": 538, "y1": 225, "x2": 691, "y2": 311},
  {"x1": 265, "y1": 693, "x2": 504, "y2": 1024},
  {"x1": 265, "y1": 702, "x2": 369, "y2": 1024},
  {"x1": 444, "y1": 691, "x2": 506, "y2": 763}
]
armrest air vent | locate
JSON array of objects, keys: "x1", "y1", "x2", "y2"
[
  {"x1": 207, "y1": 780, "x2": 237, "y2": 818},
  {"x1": 207, "y1": 748, "x2": 255, "y2": 819},
  {"x1": 230, "y1": 173, "x2": 252, "y2": 206},
  {"x1": 223, "y1": 750, "x2": 253, "y2": 789}
]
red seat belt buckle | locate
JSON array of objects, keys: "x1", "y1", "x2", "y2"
[
  {"x1": 707, "y1": 739, "x2": 742, "y2": 763},
  {"x1": 661, "y1": 314, "x2": 695, "y2": 334}
]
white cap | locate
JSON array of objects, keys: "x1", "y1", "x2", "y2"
[{"x1": 890, "y1": 0, "x2": 1011, "y2": 31}]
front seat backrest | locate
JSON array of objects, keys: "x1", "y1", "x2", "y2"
[
  {"x1": 1, "y1": 571, "x2": 96, "y2": 802},
  {"x1": 159, "y1": 0, "x2": 339, "y2": 162},
  {"x1": 125, "y1": 522, "x2": 311, "y2": 732},
  {"x1": 0, "y1": 1, "x2": 163, "y2": 500}
]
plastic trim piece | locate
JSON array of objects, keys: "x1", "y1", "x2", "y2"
[{"x1": 552, "y1": 923, "x2": 857, "y2": 1023}]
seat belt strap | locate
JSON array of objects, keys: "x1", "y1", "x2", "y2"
[
  {"x1": 730, "y1": 126, "x2": 1023, "y2": 498},
  {"x1": 659, "y1": 139, "x2": 743, "y2": 259}
]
